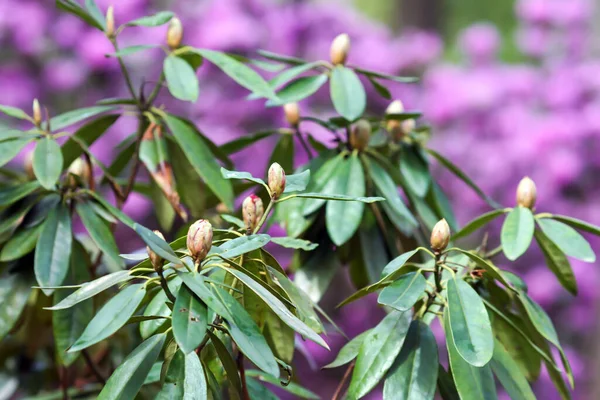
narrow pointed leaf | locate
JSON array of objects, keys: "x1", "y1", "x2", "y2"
[
  {"x1": 537, "y1": 218, "x2": 595, "y2": 262},
  {"x1": 0, "y1": 181, "x2": 40, "y2": 206},
  {"x1": 133, "y1": 223, "x2": 181, "y2": 264},
  {"x1": 184, "y1": 351, "x2": 207, "y2": 399},
  {"x1": 33, "y1": 137, "x2": 63, "y2": 190},
  {"x1": 400, "y1": 146, "x2": 431, "y2": 197},
  {"x1": 0, "y1": 223, "x2": 43, "y2": 261},
  {"x1": 534, "y1": 230, "x2": 577, "y2": 295},
  {"x1": 378, "y1": 272, "x2": 426, "y2": 312},
  {"x1": 452, "y1": 209, "x2": 507, "y2": 240},
  {"x1": 173, "y1": 285, "x2": 208, "y2": 354},
  {"x1": 246, "y1": 370, "x2": 319, "y2": 399},
  {"x1": 283, "y1": 170, "x2": 310, "y2": 193},
  {"x1": 323, "y1": 330, "x2": 371, "y2": 369},
  {"x1": 330, "y1": 65, "x2": 366, "y2": 121},
  {"x1": 61, "y1": 114, "x2": 119, "y2": 167},
  {"x1": 266, "y1": 74, "x2": 328, "y2": 106},
  {"x1": 0, "y1": 138, "x2": 33, "y2": 167},
  {"x1": 214, "y1": 234, "x2": 271, "y2": 259},
  {"x1": 126, "y1": 11, "x2": 174, "y2": 27},
  {"x1": 490, "y1": 339, "x2": 536, "y2": 400},
  {"x1": 220, "y1": 167, "x2": 266, "y2": 186},
  {"x1": 380, "y1": 248, "x2": 422, "y2": 278},
  {"x1": 50, "y1": 105, "x2": 118, "y2": 131},
  {"x1": 77, "y1": 201, "x2": 125, "y2": 269},
  {"x1": 207, "y1": 330, "x2": 243, "y2": 396},
  {"x1": 501, "y1": 207, "x2": 535, "y2": 261},
  {"x1": 448, "y1": 248, "x2": 516, "y2": 292},
  {"x1": 0, "y1": 104, "x2": 31, "y2": 120},
  {"x1": 547, "y1": 214, "x2": 600, "y2": 236},
  {"x1": 0, "y1": 274, "x2": 31, "y2": 340},
  {"x1": 270, "y1": 237, "x2": 317, "y2": 251},
  {"x1": 164, "y1": 56, "x2": 199, "y2": 102}
]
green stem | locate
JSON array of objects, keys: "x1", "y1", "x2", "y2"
[
  {"x1": 146, "y1": 72, "x2": 165, "y2": 107},
  {"x1": 110, "y1": 39, "x2": 139, "y2": 105},
  {"x1": 252, "y1": 199, "x2": 274, "y2": 234},
  {"x1": 158, "y1": 269, "x2": 176, "y2": 303}
]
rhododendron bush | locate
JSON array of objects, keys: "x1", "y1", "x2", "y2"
[{"x1": 0, "y1": 0, "x2": 597, "y2": 399}]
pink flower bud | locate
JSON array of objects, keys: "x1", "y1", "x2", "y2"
[
  {"x1": 32, "y1": 99, "x2": 42, "y2": 127},
  {"x1": 330, "y1": 33, "x2": 350, "y2": 65},
  {"x1": 67, "y1": 157, "x2": 91, "y2": 187},
  {"x1": 187, "y1": 219, "x2": 213, "y2": 262},
  {"x1": 166, "y1": 17, "x2": 183, "y2": 50},
  {"x1": 268, "y1": 163, "x2": 286, "y2": 199},
  {"x1": 430, "y1": 219, "x2": 451, "y2": 252},
  {"x1": 242, "y1": 194, "x2": 264, "y2": 232},
  {"x1": 105, "y1": 6, "x2": 115, "y2": 38},
  {"x1": 147, "y1": 230, "x2": 165, "y2": 272},
  {"x1": 283, "y1": 103, "x2": 300, "y2": 126},
  {"x1": 516, "y1": 176, "x2": 537, "y2": 209},
  {"x1": 349, "y1": 119, "x2": 371, "y2": 151}
]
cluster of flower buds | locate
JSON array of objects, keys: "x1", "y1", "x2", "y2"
[
  {"x1": 187, "y1": 219, "x2": 213, "y2": 263},
  {"x1": 67, "y1": 157, "x2": 92, "y2": 188},
  {"x1": 516, "y1": 176, "x2": 537, "y2": 209},
  {"x1": 330, "y1": 33, "x2": 350, "y2": 65},
  {"x1": 268, "y1": 162, "x2": 286, "y2": 199},
  {"x1": 430, "y1": 219, "x2": 451, "y2": 252},
  {"x1": 242, "y1": 194, "x2": 264, "y2": 233},
  {"x1": 167, "y1": 17, "x2": 183, "y2": 49},
  {"x1": 283, "y1": 103, "x2": 300, "y2": 127},
  {"x1": 147, "y1": 230, "x2": 166, "y2": 272},
  {"x1": 105, "y1": 6, "x2": 115, "y2": 39},
  {"x1": 349, "y1": 119, "x2": 371, "y2": 151},
  {"x1": 32, "y1": 99, "x2": 42, "y2": 127},
  {"x1": 385, "y1": 100, "x2": 414, "y2": 140}
]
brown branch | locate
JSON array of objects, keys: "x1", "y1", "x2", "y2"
[
  {"x1": 81, "y1": 349, "x2": 106, "y2": 385},
  {"x1": 331, "y1": 361, "x2": 355, "y2": 400},
  {"x1": 237, "y1": 352, "x2": 251, "y2": 400}
]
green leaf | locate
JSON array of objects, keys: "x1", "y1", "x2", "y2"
[
  {"x1": 329, "y1": 65, "x2": 366, "y2": 121},
  {"x1": 0, "y1": 138, "x2": 33, "y2": 167},
  {"x1": 163, "y1": 113, "x2": 233, "y2": 209},
  {"x1": 77, "y1": 201, "x2": 125, "y2": 270},
  {"x1": 347, "y1": 310, "x2": 411, "y2": 399},
  {"x1": 294, "y1": 246, "x2": 341, "y2": 303},
  {"x1": 69, "y1": 284, "x2": 146, "y2": 352},
  {"x1": 173, "y1": 285, "x2": 208, "y2": 354},
  {"x1": 33, "y1": 137, "x2": 63, "y2": 190},
  {"x1": 84, "y1": 0, "x2": 105, "y2": 29},
  {"x1": 425, "y1": 148, "x2": 500, "y2": 209},
  {"x1": 383, "y1": 321, "x2": 438, "y2": 400},
  {"x1": 367, "y1": 76, "x2": 392, "y2": 99},
  {"x1": 46, "y1": 270, "x2": 132, "y2": 310},
  {"x1": 283, "y1": 170, "x2": 310, "y2": 193},
  {"x1": 290, "y1": 192, "x2": 384, "y2": 204},
  {"x1": 106, "y1": 45, "x2": 157, "y2": 58},
  {"x1": 223, "y1": 268, "x2": 329, "y2": 349},
  {"x1": 193, "y1": 49, "x2": 277, "y2": 100},
  {"x1": 266, "y1": 75, "x2": 328, "y2": 106},
  {"x1": 446, "y1": 277, "x2": 493, "y2": 366},
  {"x1": 367, "y1": 157, "x2": 418, "y2": 234},
  {"x1": 301, "y1": 153, "x2": 345, "y2": 214},
  {"x1": 448, "y1": 248, "x2": 516, "y2": 292},
  {"x1": 246, "y1": 370, "x2": 319, "y2": 399},
  {"x1": 34, "y1": 203, "x2": 72, "y2": 295},
  {"x1": 246, "y1": 377, "x2": 279, "y2": 400},
  {"x1": 257, "y1": 49, "x2": 308, "y2": 66},
  {"x1": 437, "y1": 365, "x2": 460, "y2": 400},
  {"x1": 140, "y1": 280, "x2": 180, "y2": 339},
  {"x1": 157, "y1": 349, "x2": 184, "y2": 399},
  {"x1": 133, "y1": 223, "x2": 181, "y2": 265},
  {"x1": 0, "y1": 223, "x2": 43, "y2": 261},
  {"x1": 501, "y1": 207, "x2": 535, "y2": 261},
  {"x1": 537, "y1": 218, "x2": 595, "y2": 262},
  {"x1": 323, "y1": 330, "x2": 371, "y2": 369},
  {"x1": 220, "y1": 130, "x2": 276, "y2": 154},
  {"x1": 178, "y1": 273, "x2": 231, "y2": 318},
  {"x1": 534, "y1": 230, "x2": 577, "y2": 295},
  {"x1": 61, "y1": 114, "x2": 119, "y2": 167},
  {"x1": 206, "y1": 330, "x2": 243, "y2": 396},
  {"x1": 378, "y1": 272, "x2": 426, "y2": 312},
  {"x1": 126, "y1": 11, "x2": 174, "y2": 26},
  {"x1": 183, "y1": 351, "x2": 207, "y2": 399},
  {"x1": 53, "y1": 242, "x2": 93, "y2": 366},
  {"x1": 490, "y1": 339, "x2": 536, "y2": 400},
  {"x1": 267, "y1": 134, "x2": 294, "y2": 173},
  {"x1": 263, "y1": 309, "x2": 295, "y2": 364},
  {"x1": 220, "y1": 214, "x2": 245, "y2": 229},
  {"x1": 353, "y1": 67, "x2": 418, "y2": 83},
  {"x1": 546, "y1": 214, "x2": 600, "y2": 236},
  {"x1": 211, "y1": 286, "x2": 280, "y2": 377},
  {"x1": 0, "y1": 274, "x2": 31, "y2": 340},
  {"x1": 400, "y1": 146, "x2": 431, "y2": 197},
  {"x1": 444, "y1": 312, "x2": 497, "y2": 400},
  {"x1": 452, "y1": 209, "x2": 507, "y2": 240},
  {"x1": 326, "y1": 152, "x2": 365, "y2": 246},
  {"x1": 97, "y1": 333, "x2": 167, "y2": 400},
  {"x1": 380, "y1": 248, "x2": 423, "y2": 279},
  {"x1": 50, "y1": 105, "x2": 118, "y2": 131},
  {"x1": 215, "y1": 234, "x2": 271, "y2": 259},
  {"x1": 0, "y1": 181, "x2": 40, "y2": 206},
  {"x1": 220, "y1": 167, "x2": 266, "y2": 186},
  {"x1": 270, "y1": 237, "x2": 317, "y2": 251},
  {"x1": 0, "y1": 104, "x2": 31, "y2": 120},
  {"x1": 164, "y1": 56, "x2": 199, "y2": 102}
]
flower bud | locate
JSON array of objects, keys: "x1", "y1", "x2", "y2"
[
  {"x1": 401, "y1": 119, "x2": 416, "y2": 135},
  {"x1": 516, "y1": 176, "x2": 537, "y2": 209},
  {"x1": 385, "y1": 100, "x2": 405, "y2": 140},
  {"x1": 187, "y1": 219, "x2": 213, "y2": 262},
  {"x1": 242, "y1": 194, "x2": 264, "y2": 232},
  {"x1": 32, "y1": 99, "x2": 42, "y2": 127},
  {"x1": 67, "y1": 157, "x2": 91, "y2": 187},
  {"x1": 349, "y1": 119, "x2": 371, "y2": 151},
  {"x1": 283, "y1": 103, "x2": 300, "y2": 127},
  {"x1": 147, "y1": 230, "x2": 165, "y2": 272},
  {"x1": 105, "y1": 6, "x2": 115, "y2": 38},
  {"x1": 430, "y1": 219, "x2": 451, "y2": 252},
  {"x1": 166, "y1": 17, "x2": 183, "y2": 50},
  {"x1": 24, "y1": 151, "x2": 35, "y2": 180},
  {"x1": 330, "y1": 33, "x2": 350, "y2": 65},
  {"x1": 268, "y1": 162, "x2": 286, "y2": 199}
]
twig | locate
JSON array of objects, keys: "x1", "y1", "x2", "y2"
[
  {"x1": 60, "y1": 366, "x2": 69, "y2": 400},
  {"x1": 158, "y1": 268, "x2": 176, "y2": 303},
  {"x1": 295, "y1": 127, "x2": 313, "y2": 160},
  {"x1": 81, "y1": 349, "x2": 106, "y2": 385},
  {"x1": 332, "y1": 361, "x2": 355, "y2": 400},
  {"x1": 237, "y1": 352, "x2": 251, "y2": 400},
  {"x1": 117, "y1": 115, "x2": 147, "y2": 209}
]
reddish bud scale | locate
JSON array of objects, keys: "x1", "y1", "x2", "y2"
[
  {"x1": 268, "y1": 163, "x2": 286, "y2": 199},
  {"x1": 147, "y1": 230, "x2": 165, "y2": 272},
  {"x1": 349, "y1": 119, "x2": 371, "y2": 151},
  {"x1": 187, "y1": 219, "x2": 213, "y2": 263},
  {"x1": 242, "y1": 194, "x2": 264, "y2": 232}
]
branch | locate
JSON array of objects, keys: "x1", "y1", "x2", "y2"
[
  {"x1": 237, "y1": 352, "x2": 251, "y2": 400},
  {"x1": 331, "y1": 361, "x2": 355, "y2": 400},
  {"x1": 81, "y1": 349, "x2": 106, "y2": 385}
]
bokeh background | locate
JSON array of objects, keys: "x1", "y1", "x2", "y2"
[{"x1": 1, "y1": 0, "x2": 599, "y2": 398}]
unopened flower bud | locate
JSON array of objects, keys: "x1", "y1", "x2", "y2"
[
  {"x1": 386, "y1": 100, "x2": 406, "y2": 140},
  {"x1": 67, "y1": 157, "x2": 91, "y2": 187},
  {"x1": 147, "y1": 230, "x2": 165, "y2": 272},
  {"x1": 24, "y1": 151, "x2": 35, "y2": 180},
  {"x1": 187, "y1": 219, "x2": 213, "y2": 262},
  {"x1": 283, "y1": 103, "x2": 300, "y2": 126},
  {"x1": 330, "y1": 33, "x2": 350, "y2": 65},
  {"x1": 268, "y1": 162, "x2": 286, "y2": 199},
  {"x1": 166, "y1": 17, "x2": 183, "y2": 49},
  {"x1": 349, "y1": 119, "x2": 371, "y2": 151},
  {"x1": 516, "y1": 176, "x2": 537, "y2": 209},
  {"x1": 32, "y1": 99, "x2": 42, "y2": 127},
  {"x1": 242, "y1": 194, "x2": 264, "y2": 232},
  {"x1": 401, "y1": 119, "x2": 416, "y2": 135},
  {"x1": 105, "y1": 6, "x2": 115, "y2": 38},
  {"x1": 430, "y1": 219, "x2": 451, "y2": 252}
]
